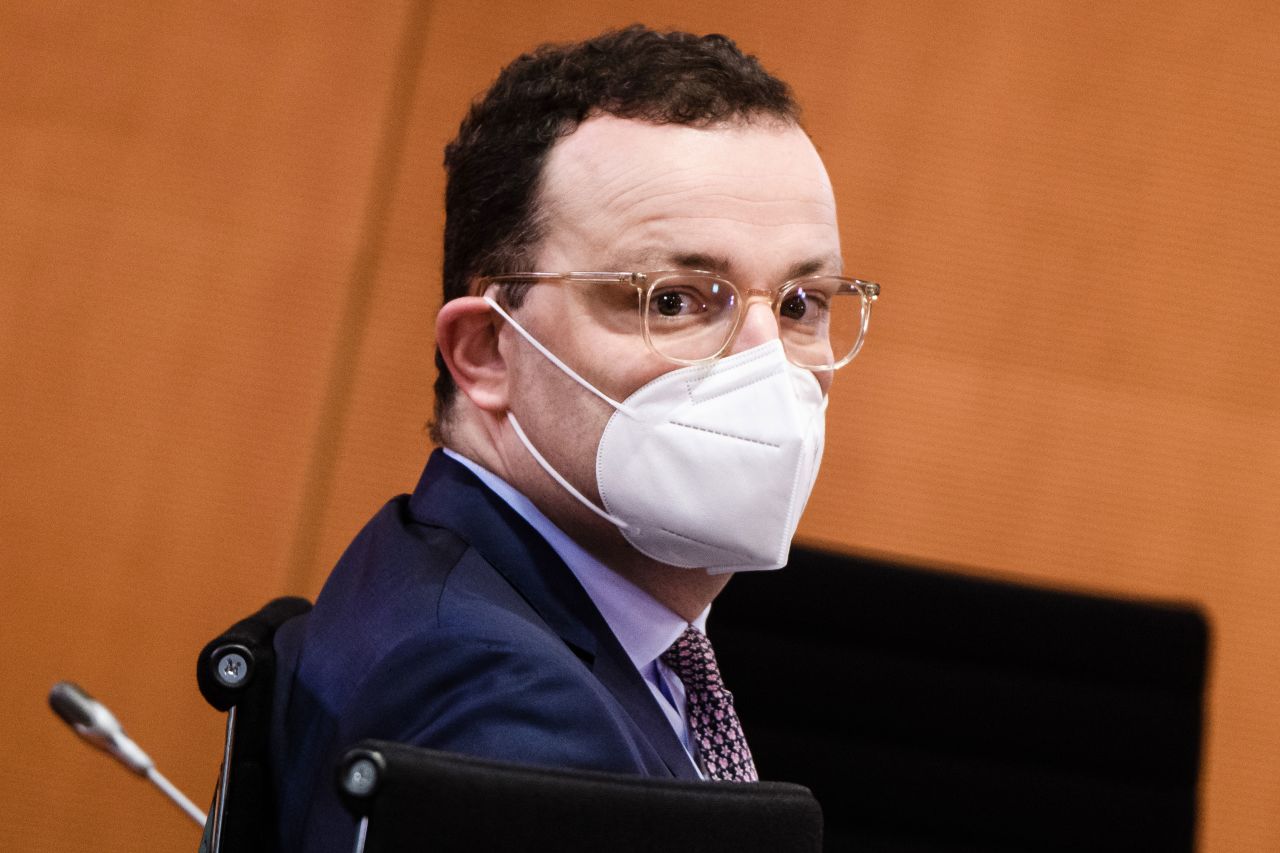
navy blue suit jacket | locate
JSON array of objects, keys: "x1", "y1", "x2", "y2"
[{"x1": 270, "y1": 450, "x2": 700, "y2": 851}]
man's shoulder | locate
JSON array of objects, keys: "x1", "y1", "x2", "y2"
[
  {"x1": 280, "y1": 491, "x2": 647, "y2": 776},
  {"x1": 281, "y1": 488, "x2": 619, "y2": 738},
  {"x1": 305, "y1": 492, "x2": 562, "y2": 667},
  {"x1": 273, "y1": 497, "x2": 653, "y2": 851}
]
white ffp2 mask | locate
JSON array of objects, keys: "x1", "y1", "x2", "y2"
[{"x1": 486, "y1": 297, "x2": 827, "y2": 574}]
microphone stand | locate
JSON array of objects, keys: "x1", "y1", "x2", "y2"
[{"x1": 49, "y1": 680, "x2": 207, "y2": 827}]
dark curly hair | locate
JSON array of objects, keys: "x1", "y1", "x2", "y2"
[{"x1": 431, "y1": 25, "x2": 800, "y2": 442}]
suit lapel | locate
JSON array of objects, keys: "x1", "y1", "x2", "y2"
[
  {"x1": 409, "y1": 451, "x2": 700, "y2": 780},
  {"x1": 587, "y1": 632, "x2": 703, "y2": 780}
]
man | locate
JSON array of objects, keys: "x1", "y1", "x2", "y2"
[{"x1": 271, "y1": 25, "x2": 878, "y2": 850}]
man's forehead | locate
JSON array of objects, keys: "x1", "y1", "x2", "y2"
[
  {"x1": 539, "y1": 115, "x2": 832, "y2": 206},
  {"x1": 535, "y1": 115, "x2": 840, "y2": 273}
]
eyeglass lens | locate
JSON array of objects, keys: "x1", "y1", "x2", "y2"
[
  {"x1": 642, "y1": 275, "x2": 869, "y2": 368},
  {"x1": 554, "y1": 274, "x2": 869, "y2": 369}
]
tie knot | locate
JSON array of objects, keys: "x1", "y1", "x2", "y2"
[{"x1": 660, "y1": 626, "x2": 724, "y2": 692}]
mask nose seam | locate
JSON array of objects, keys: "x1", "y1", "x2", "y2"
[
  {"x1": 685, "y1": 368, "x2": 786, "y2": 407},
  {"x1": 677, "y1": 341, "x2": 783, "y2": 398}
]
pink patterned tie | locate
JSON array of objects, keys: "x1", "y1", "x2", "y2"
[{"x1": 661, "y1": 626, "x2": 759, "y2": 782}]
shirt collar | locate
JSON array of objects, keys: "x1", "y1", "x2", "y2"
[{"x1": 442, "y1": 448, "x2": 708, "y2": 672}]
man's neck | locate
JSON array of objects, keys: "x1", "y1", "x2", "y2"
[
  {"x1": 606, "y1": 555, "x2": 732, "y2": 623},
  {"x1": 443, "y1": 433, "x2": 731, "y2": 623}
]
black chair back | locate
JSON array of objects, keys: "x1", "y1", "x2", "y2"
[
  {"x1": 196, "y1": 595, "x2": 312, "y2": 853},
  {"x1": 710, "y1": 546, "x2": 1210, "y2": 853},
  {"x1": 337, "y1": 739, "x2": 824, "y2": 852}
]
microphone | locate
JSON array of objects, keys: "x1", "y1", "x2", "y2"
[{"x1": 49, "y1": 681, "x2": 207, "y2": 827}]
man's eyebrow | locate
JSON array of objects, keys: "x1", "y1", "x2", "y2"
[
  {"x1": 605, "y1": 251, "x2": 845, "y2": 278},
  {"x1": 601, "y1": 250, "x2": 732, "y2": 272},
  {"x1": 783, "y1": 255, "x2": 845, "y2": 279},
  {"x1": 670, "y1": 252, "x2": 733, "y2": 273}
]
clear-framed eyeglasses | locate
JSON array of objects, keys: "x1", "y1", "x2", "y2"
[{"x1": 477, "y1": 270, "x2": 881, "y2": 371}]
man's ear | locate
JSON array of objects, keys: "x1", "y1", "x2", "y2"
[{"x1": 435, "y1": 296, "x2": 508, "y2": 414}]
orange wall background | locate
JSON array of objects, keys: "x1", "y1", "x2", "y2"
[{"x1": 2, "y1": 2, "x2": 1277, "y2": 850}]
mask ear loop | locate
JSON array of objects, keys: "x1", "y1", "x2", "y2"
[
  {"x1": 484, "y1": 296, "x2": 637, "y2": 419},
  {"x1": 484, "y1": 294, "x2": 632, "y2": 530},
  {"x1": 506, "y1": 413, "x2": 630, "y2": 529}
]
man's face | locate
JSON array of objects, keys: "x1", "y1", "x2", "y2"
[{"x1": 497, "y1": 115, "x2": 842, "y2": 554}]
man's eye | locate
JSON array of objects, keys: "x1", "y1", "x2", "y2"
[
  {"x1": 651, "y1": 289, "x2": 703, "y2": 317},
  {"x1": 780, "y1": 289, "x2": 829, "y2": 324},
  {"x1": 779, "y1": 293, "x2": 809, "y2": 321}
]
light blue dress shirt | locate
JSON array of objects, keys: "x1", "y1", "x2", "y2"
[{"x1": 443, "y1": 448, "x2": 707, "y2": 776}]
